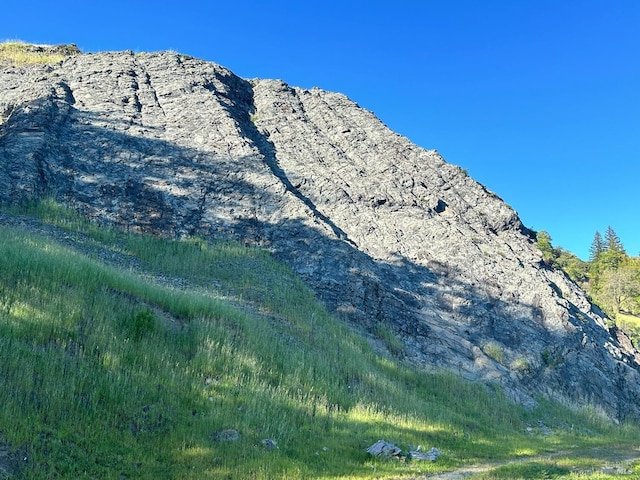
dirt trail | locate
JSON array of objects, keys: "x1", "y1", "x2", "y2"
[{"x1": 422, "y1": 446, "x2": 640, "y2": 479}]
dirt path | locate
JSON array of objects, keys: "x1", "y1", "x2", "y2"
[
  {"x1": 422, "y1": 446, "x2": 640, "y2": 479},
  {"x1": 424, "y1": 463, "x2": 497, "y2": 479}
]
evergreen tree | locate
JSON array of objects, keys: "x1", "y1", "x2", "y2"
[
  {"x1": 595, "y1": 226, "x2": 627, "y2": 272},
  {"x1": 589, "y1": 231, "x2": 604, "y2": 261},
  {"x1": 604, "y1": 226, "x2": 625, "y2": 254}
]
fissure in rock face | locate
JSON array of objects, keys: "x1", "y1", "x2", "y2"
[{"x1": 2, "y1": 50, "x2": 640, "y2": 420}]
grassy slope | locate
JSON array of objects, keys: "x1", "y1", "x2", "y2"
[
  {"x1": 615, "y1": 312, "x2": 640, "y2": 347},
  {"x1": 0, "y1": 220, "x2": 639, "y2": 479}
]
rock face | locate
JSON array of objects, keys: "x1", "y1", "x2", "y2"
[{"x1": 2, "y1": 50, "x2": 640, "y2": 420}]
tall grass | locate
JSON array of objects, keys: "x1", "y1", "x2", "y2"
[
  {"x1": 615, "y1": 312, "x2": 640, "y2": 347},
  {"x1": 1, "y1": 201, "x2": 639, "y2": 478}
]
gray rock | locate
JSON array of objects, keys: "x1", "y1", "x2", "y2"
[
  {"x1": 2, "y1": 50, "x2": 640, "y2": 421},
  {"x1": 211, "y1": 429, "x2": 241, "y2": 443},
  {"x1": 410, "y1": 446, "x2": 442, "y2": 462},
  {"x1": 366, "y1": 439, "x2": 403, "y2": 459},
  {"x1": 261, "y1": 438, "x2": 278, "y2": 450}
]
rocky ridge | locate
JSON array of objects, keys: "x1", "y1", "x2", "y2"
[{"x1": 1, "y1": 49, "x2": 639, "y2": 420}]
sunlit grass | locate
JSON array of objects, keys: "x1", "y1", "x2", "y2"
[
  {"x1": 1, "y1": 200, "x2": 639, "y2": 478},
  {"x1": 0, "y1": 40, "x2": 79, "y2": 65},
  {"x1": 476, "y1": 456, "x2": 640, "y2": 479},
  {"x1": 616, "y1": 312, "x2": 640, "y2": 347},
  {"x1": 617, "y1": 312, "x2": 640, "y2": 328}
]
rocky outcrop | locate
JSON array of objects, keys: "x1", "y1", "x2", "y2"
[{"x1": 2, "y1": 49, "x2": 640, "y2": 420}]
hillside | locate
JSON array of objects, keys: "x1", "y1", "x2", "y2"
[
  {"x1": 0, "y1": 202, "x2": 639, "y2": 479},
  {"x1": 1, "y1": 43, "x2": 640, "y2": 477}
]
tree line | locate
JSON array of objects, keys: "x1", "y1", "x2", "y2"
[{"x1": 536, "y1": 227, "x2": 640, "y2": 321}]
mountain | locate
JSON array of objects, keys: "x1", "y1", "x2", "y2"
[{"x1": 2, "y1": 47, "x2": 639, "y2": 421}]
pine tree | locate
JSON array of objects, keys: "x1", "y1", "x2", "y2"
[
  {"x1": 589, "y1": 231, "x2": 604, "y2": 261},
  {"x1": 597, "y1": 226, "x2": 627, "y2": 272},
  {"x1": 604, "y1": 226, "x2": 626, "y2": 254}
]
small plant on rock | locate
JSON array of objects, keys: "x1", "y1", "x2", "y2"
[
  {"x1": 483, "y1": 341, "x2": 505, "y2": 364},
  {"x1": 512, "y1": 356, "x2": 533, "y2": 375}
]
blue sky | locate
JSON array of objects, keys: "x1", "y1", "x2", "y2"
[{"x1": 3, "y1": 1, "x2": 639, "y2": 259}]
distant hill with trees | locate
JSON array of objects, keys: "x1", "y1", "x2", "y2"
[{"x1": 537, "y1": 227, "x2": 640, "y2": 343}]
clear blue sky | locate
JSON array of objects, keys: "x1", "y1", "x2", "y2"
[{"x1": 4, "y1": 1, "x2": 639, "y2": 259}]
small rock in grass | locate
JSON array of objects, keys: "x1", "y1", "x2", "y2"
[
  {"x1": 261, "y1": 438, "x2": 278, "y2": 450},
  {"x1": 211, "y1": 429, "x2": 241, "y2": 443}
]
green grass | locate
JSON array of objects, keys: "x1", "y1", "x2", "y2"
[
  {"x1": 1, "y1": 200, "x2": 639, "y2": 479},
  {"x1": 478, "y1": 461, "x2": 572, "y2": 479},
  {"x1": 617, "y1": 312, "x2": 640, "y2": 328},
  {"x1": 615, "y1": 312, "x2": 640, "y2": 347},
  {"x1": 476, "y1": 455, "x2": 640, "y2": 479}
]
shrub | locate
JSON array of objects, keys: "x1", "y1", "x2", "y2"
[
  {"x1": 483, "y1": 342, "x2": 505, "y2": 363},
  {"x1": 129, "y1": 308, "x2": 156, "y2": 340},
  {"x1": 511, "y1": 356, "x2": 532, "y2": 375},
  {"x1": 541, "y1": 348, "x2": 562, "y2": 367}
]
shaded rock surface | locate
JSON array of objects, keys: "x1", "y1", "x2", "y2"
[{"x1": 2, "y1": 50, "x2": 640, "y2": 420}]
